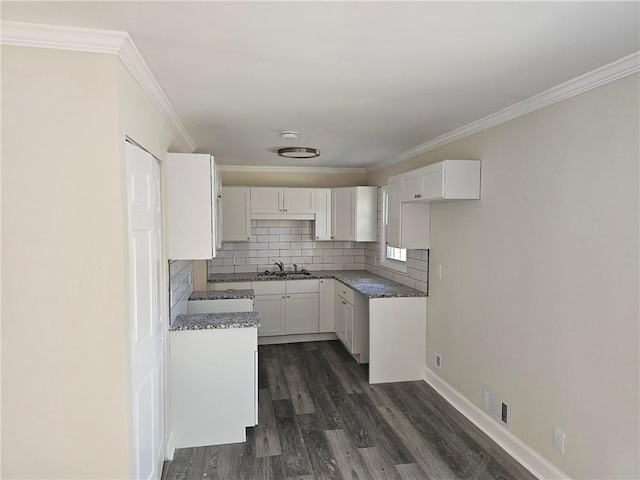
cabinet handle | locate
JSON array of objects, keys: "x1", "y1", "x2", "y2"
[
  {"x1": 341, "y1": 301, "x2": 346, "y2": 304},
  {"x1": 282, "y1": 295, "x2": 286, "y2": 298},
  {"x1": 287, "y1": 295, "x2": 290, "y2": 298},
  {"x1": 331, "y1": 236, "x2": 334, "y2": 239},
  {"x1": 284, "y1": 209, "x2": 288, "y2": 212},
  {"x1": 415, "y1": 194, "x2": 422, "y2": 199}
]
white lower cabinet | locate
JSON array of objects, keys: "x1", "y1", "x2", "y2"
[
  {"x1": 253, "y1": 294, "x2": 286, "y2": 336},
  {"x1": 318, "y1": 279, "x2": 335, "y2": 332},
  {"x1": 170, "y1": 327, "x2": 257, "y2": 447},
  {"x1": 285, "y1": 293, "x2": 319, "y2": 334},
  {"x1": 253, "y1": 280, "x2": 320, "y2": 337},
  {"x1": 335, "y1": 285, "x2": 369, "y2": 363}
]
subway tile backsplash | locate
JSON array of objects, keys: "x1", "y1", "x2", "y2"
[
  {"x1": 208, "y1": 187, "x2": 429, "y2": 293},
  {"x1": 169, "y1": 260, "x2": 193, "y2": 323},
  {"x1": 208, "y1": 219, "x2": 367, "y2": 275}
]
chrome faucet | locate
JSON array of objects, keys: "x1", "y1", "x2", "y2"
[
  {"x1": 274, "y1": 261, "x2": 284, "y2": 271},
  {"x1": 293, "y1": 264, "x2": 298, "y2": 272}
]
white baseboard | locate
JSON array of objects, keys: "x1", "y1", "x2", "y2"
[
  {"x1": 423, "y1": 367, "x2": 569, "y2": 480},
  {"x1": 166, "y1": 433, "x2": 175, "y2": 461},
  {"x1": 258, "y1": 332, "x2": 338, "y2": 345}
]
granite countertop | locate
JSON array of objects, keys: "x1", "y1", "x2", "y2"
[
  {"x1": 207, "y1": 270, "x2": 427, "y2": 299},
  {"x1": 189, "y1": 289, "x2": 255, "y2": 300},
  {"x1": 170, "y1": 312, "x2": 261, "y2": 331}
]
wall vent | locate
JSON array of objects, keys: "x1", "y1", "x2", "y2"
[{"x1": 482, "y1": 385, "x2": 511, "y2": 429}]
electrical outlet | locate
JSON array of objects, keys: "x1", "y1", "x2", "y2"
[
  {"x1": 233, "y1": 255, "x2": 238, "y2": 265},
  {"x1": 434, "y1": 353, "x2": 442, "y2": 370},
  {"x1": 553, "y1": 427, "x2": 565, "y2": 454}
]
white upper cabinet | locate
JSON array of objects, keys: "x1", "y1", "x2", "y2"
[
  {"x1": 222, "y1": 187, "x2": 251, "y2": 242},
  {"x1": 250, "y1": 187, "x2": 315, "y2": 217},
  {"x1": 284, "y1": 188, "x2": 316, "y2": 214},
  {"x1": 400, "y1": 159, "x2": 481, "y2": 202},
  {"x1": 165, "y1": 153, "x2": 219, "y2": 260},
  {"x1": 387, "y1": 176, "x2": 402, "y2": 248},
  {"x1": 250, "y1": 187, "x2": 282, "y2": 214},
  {"x1": 331, "y1": 186, "x2": 377, "y2": 242},
  {"x1": 314, "y1": 188, "x2": 332, "y2": 241},
  {"x1": 386, "y1": 159, "x2": 480, "y2": 249}
]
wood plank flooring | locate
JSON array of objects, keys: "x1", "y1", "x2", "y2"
[{"x1": 162, "y1": 341, "x2": 536, "y2": 480}]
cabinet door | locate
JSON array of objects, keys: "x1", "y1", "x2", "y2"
[
  {"x1": 334, "y1": 295, "x2": 345, "y2": 342},
  {"x1": 318, "y1": 279, "x2": 335, "y2": 332},
  {"x1": 166, "y1": 153, "x2": 214, "y2": 259},
  {"x1": 314, "y1": 188, "x2": 332, "y2": 241},
  {"x1": 401, "y1": 171, "x2": 422, "y2": 201},
  {"x1": 254, "y1": 295, "x2": 286, "y2": 337},
  {"x1": 419, "y1": 163, "x2": 445, "y2": 200},
  {"x1": 284, "y1": 188, "x2": 315, "y2": 214},
  {"x1": 222, "y1": 187, "x2": 251, "y2": 242},
  {"x1": 332, "y1": 188, "x2": 356, "y2": 241},
  {"x1": 214, "y1": 166, "x2": 223, "y2": 252},
  {"x1": 344, "y1": 301, "x2": 354, "y2": 351},
  {"x1": 387, "y1": 176, "x2": 402, "y2": 248},
  {"x1": 285, "y1": 293, "x2": 319, "y2": 334},
  {"x1": 251, "y1": 187, "x2": 283, "y2": 214}
]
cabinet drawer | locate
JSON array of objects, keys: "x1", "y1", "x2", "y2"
[
  {"x1": 286, "y1": 279, "x2": 319, "y2": 294},
  {"x1": 252, "y1": 281, "x2": 286, "y2": 295},
  {"x1": 336, "y1": 284, "x2": 355, "y2": 304},
  {"x1": 209, "y1": 282, "x2": 252, "y2": 291}
]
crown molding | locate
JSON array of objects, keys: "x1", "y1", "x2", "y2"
[
  {"x1": 367, "y1": 51, "x2": 640, "y2": 173},
  {"x1": 217, "y1": 165, "x2": 367, "y2": 174},
  {"x1": 1, "y1": 21, "x2": 196, "y2": 153}
]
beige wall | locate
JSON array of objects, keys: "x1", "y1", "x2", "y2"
[
  {"x1": 1, "y1": 46, "x2": 181, "y2": 478},
  {"x1": 368, "y1": 75, "x2": 640, "y2": 479},
  {"x1": 221, "y1": 170, "x2": 367, "y2": 187}
]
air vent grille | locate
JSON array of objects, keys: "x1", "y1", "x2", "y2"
[{"x1": 482, "y1": 385, "x2": 511, "y2": 429}]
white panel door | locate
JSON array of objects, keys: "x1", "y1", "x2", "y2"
[
  {"x1": 285, "y1": 293, "x2": 319, "y2": 334},
  {"x1": 332, "y1": 188, "x2": 355, "y2": 240},
  {"x1": 254, "y1": 294, "x2": 286, "y2": 336},
  {"x1": 284, "y1": 188, "x2": 316, "y2": 214},
  {"x1": 314, "y1": 188, "x2": 332, "y2": 241},
  {"x1": 126, "y1": 142, "x2": 163, "y2": 480},
  {"x1": 318, "y1": 279, "x2": 335, "y2": 332},
  {"x1": 251, "y1": 187, "x2": 282, "y2": 214},
  {"x1": 387, "y1": 176, "x2": 402, "y2": 248},
  {"x1": 222, "y1": 187, "x2": 251, "y2": 241}
]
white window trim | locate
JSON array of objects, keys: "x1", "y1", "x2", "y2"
[{"x1": 379, "y1": 186, "x2": 408, "y2": 274}]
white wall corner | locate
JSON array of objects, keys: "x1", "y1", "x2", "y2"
[
  {"x1": 423, "y1": 366, "x2": 570, "y2": 480},
  {"x1": 0, "y1": 20, "x2": 196, "y2": 154},
  {"x1": 367, "y1": 51, "x2": 640, "y2": 173}
]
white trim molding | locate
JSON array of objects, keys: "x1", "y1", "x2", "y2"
[
  {"x1": 424, "y1": 367, "x2": 570, "y2": 480},
  {"x1": 1, "y1": 21, "x2": 196, "y2": 153},
  {"x1": 368, "y1": 51, "x2": 640, "y2": 172},
  {"x1": 217, "y1": 164, "x2": 367, "y2": 174}
]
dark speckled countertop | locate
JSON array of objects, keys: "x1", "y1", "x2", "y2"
[
  {"x1": 207, "y1": 270, "x2": 427, "y2": 299},
  {"x1": 189, "y1": 289, "x2": 254, "y2": 300},
  {"x1": 170, "y1": 312, "x2": 260, "y2": 331}
]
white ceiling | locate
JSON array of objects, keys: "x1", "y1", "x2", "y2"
[{"x1": 2, "y1": 1, "x2": 639, "y2": 168}]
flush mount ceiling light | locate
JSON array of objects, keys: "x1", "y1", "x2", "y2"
[{"x1": 277, "y1": 147, "x2": 320, "y2": 159}]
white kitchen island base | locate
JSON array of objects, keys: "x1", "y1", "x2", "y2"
[
  {"x1": 170, "y1": 327, "x2": 257, "y2": 448},
  {"x1": 369, "y1": 297, "x2": 427, "y2": 384}
]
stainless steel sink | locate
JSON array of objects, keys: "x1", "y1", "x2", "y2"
[{"x1": 257, "y1": 270, "x2": 313, "y2": 278}]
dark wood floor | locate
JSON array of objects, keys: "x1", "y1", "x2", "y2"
[{"x1": 163, "y1": 341, "x2": 536, "y2": 480}]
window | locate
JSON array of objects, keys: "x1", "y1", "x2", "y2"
[{"x1": 380, "y1": 186, "x2": 407, "y2": 273}]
